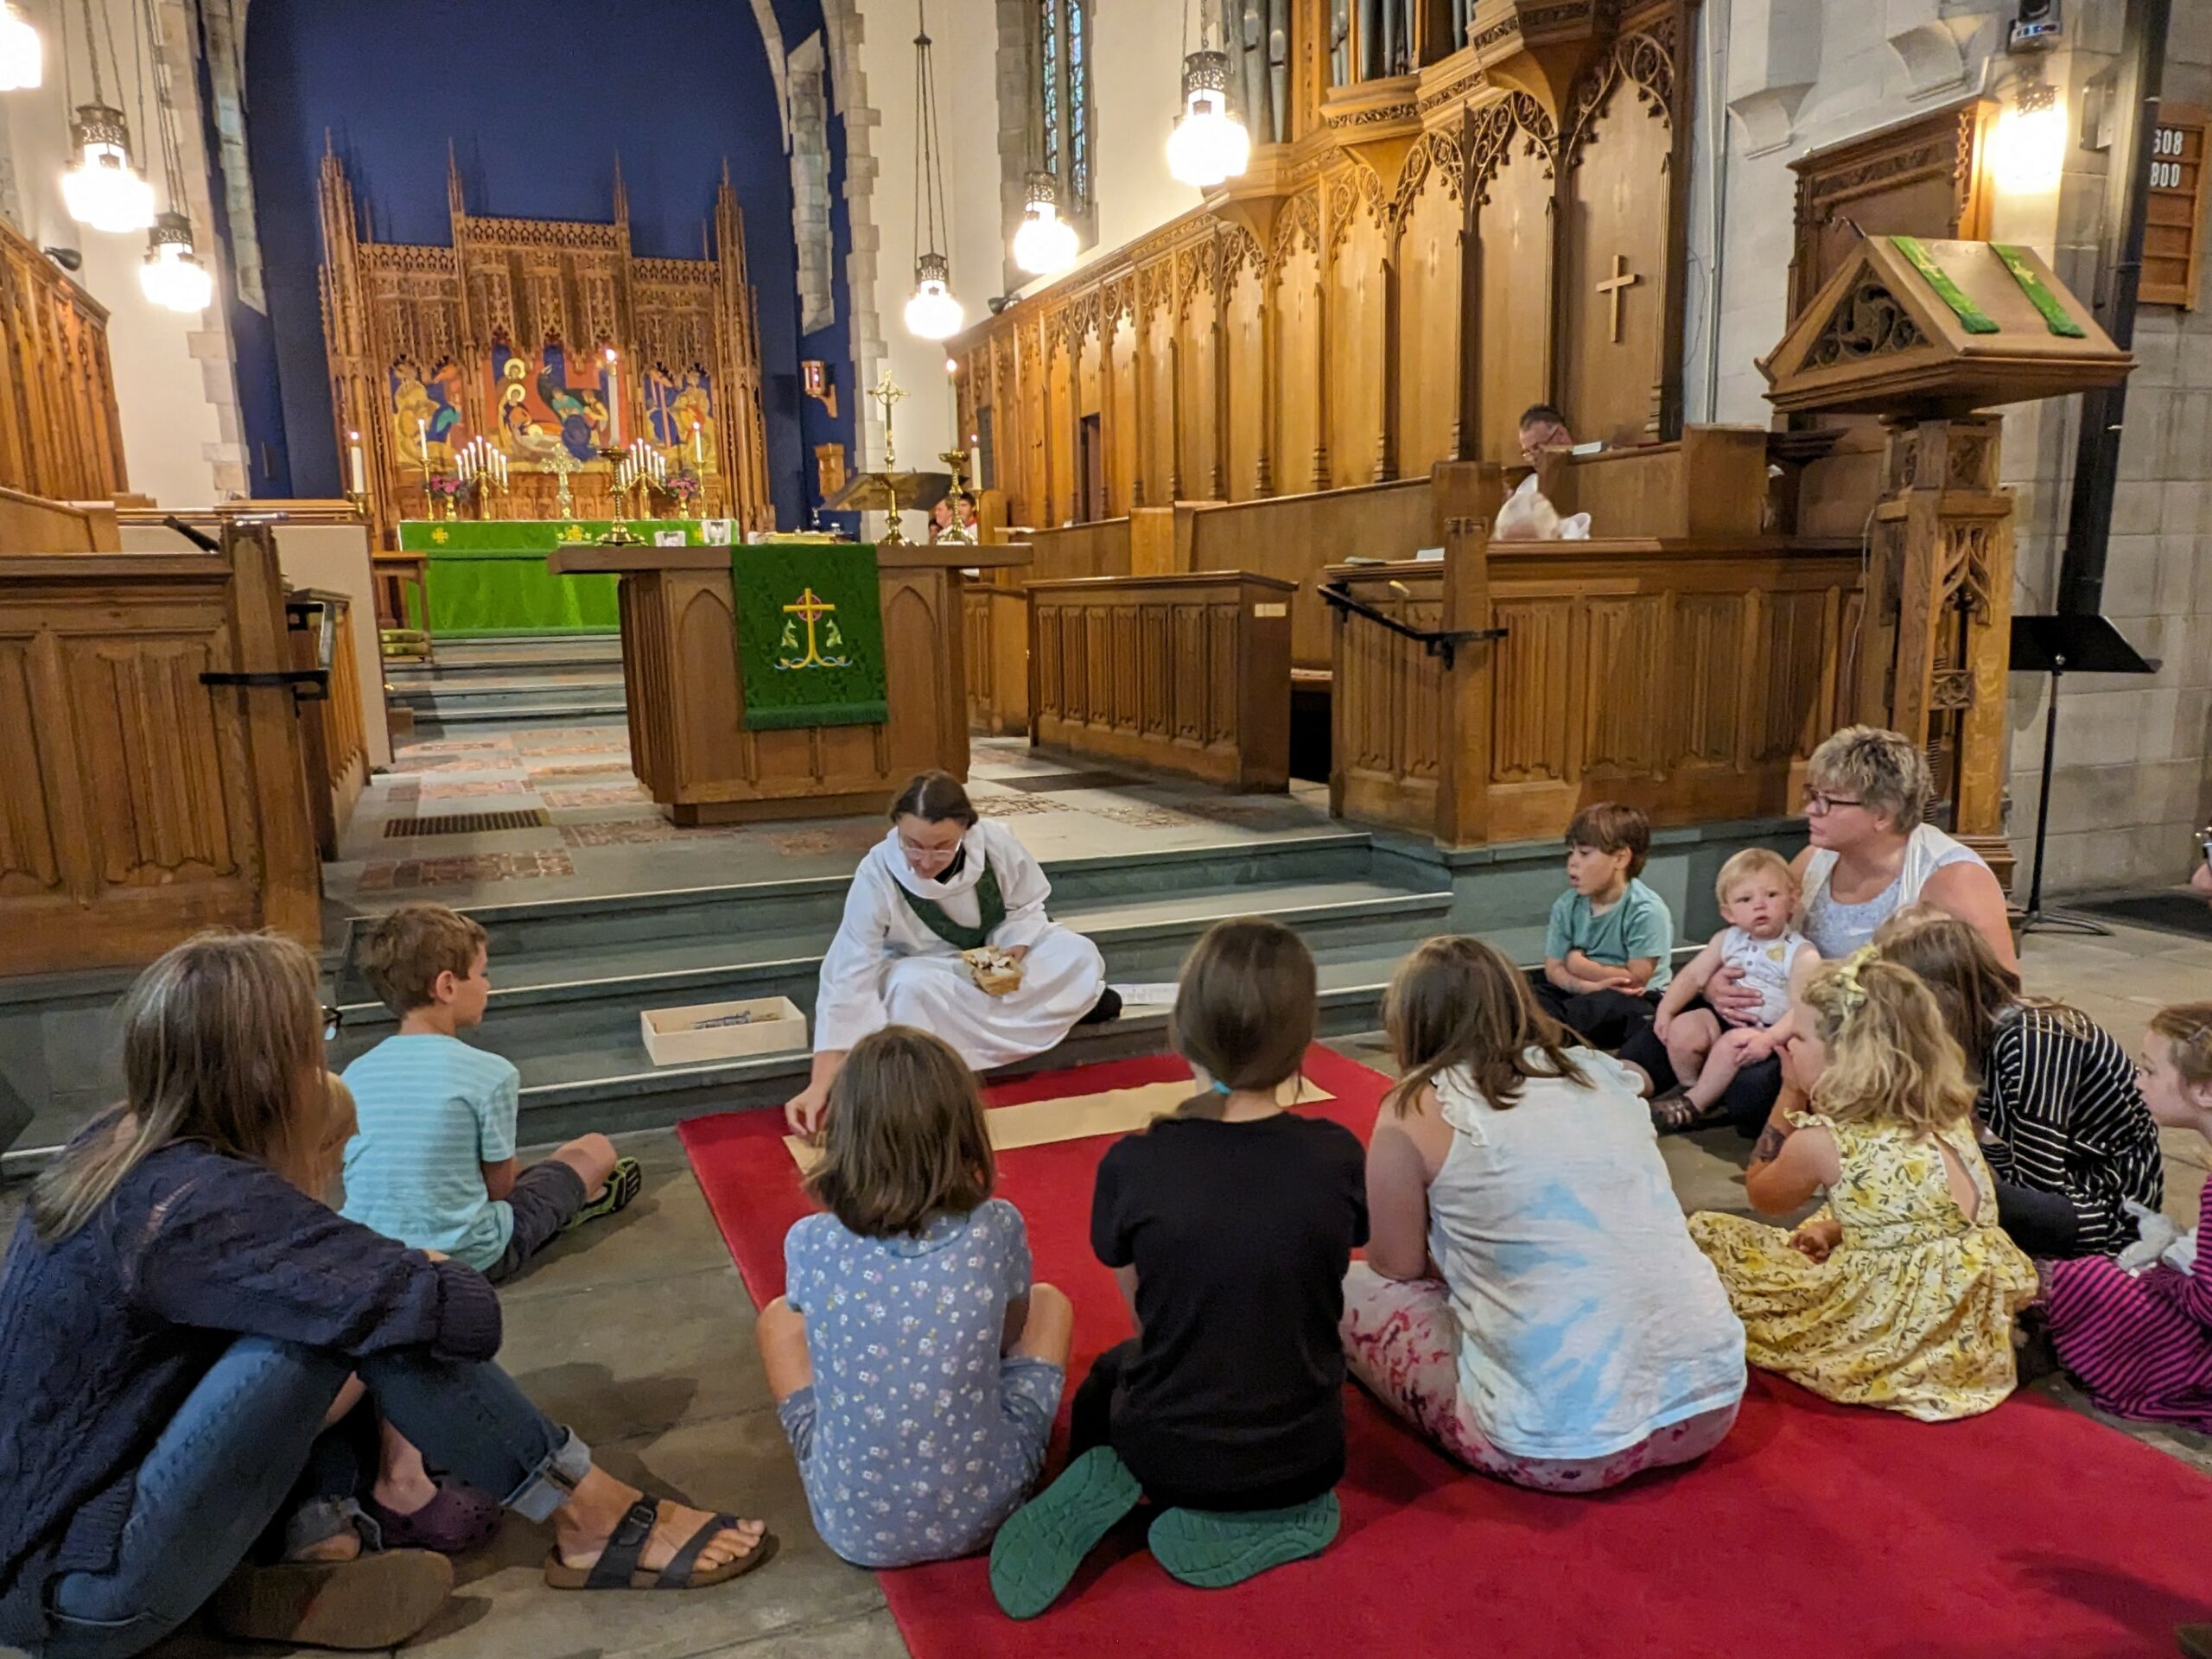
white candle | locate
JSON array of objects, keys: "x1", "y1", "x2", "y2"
[
  {"x1": 417, "y1": 418, "x2": 429, "y2": 467},
  {"x1": 603, "y1": 349, "x2": 620, "y2": 444},
  {"x1": 693, "y1": 423, "x2": 703, "y2": 466},
  {"x1": 347, "y1": 432, "x2": 365, "y2": 494}
]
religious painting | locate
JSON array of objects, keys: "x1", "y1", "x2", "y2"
[
  {"x1": 485, "y1": 336, "x2": 613, "y2": 466},
  {"x1": 644, "y1": 364, "x2": 717, "y2": 473},
  {"x1": 390, "y1": 359, "x2": 467, "y2": 471}
]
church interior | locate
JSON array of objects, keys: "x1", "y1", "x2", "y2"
[{"x1": 6, "y1": 0, "x2": 2212, "y2": 1653}]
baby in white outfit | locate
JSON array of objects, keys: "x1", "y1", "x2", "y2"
[{"x1": 1649, "y1": 848, "x2": 1821, "y2": 1122}]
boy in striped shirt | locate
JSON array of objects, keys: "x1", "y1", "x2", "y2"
[{"x1": 342, "y1": 903, "x2": 639, "y2": 1281}]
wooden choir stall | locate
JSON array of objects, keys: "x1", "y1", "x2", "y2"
[{"x1": 555, "y1": 539, "x2": 1029, "y2": 823}]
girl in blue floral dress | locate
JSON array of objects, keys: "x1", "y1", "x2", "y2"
[{"x1": 755, "y1": 1026, "x2": 1072, "y2": 1567}]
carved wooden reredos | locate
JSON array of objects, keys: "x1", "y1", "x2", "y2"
[
  {"x1": 0, "y1": 210, "x2": 127, "y2": 504},
  {"x1": 319, "y1": 146, "x2": 774, "y2": 546},
  {"x1": 951, "y1": 0, "x2": 1697, "y2": 532}
]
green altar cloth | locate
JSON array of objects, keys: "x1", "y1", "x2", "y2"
[
  {"x1": 732, "y1": 542, "x2": 887, "y2": 730},
  {"x1": 397, "y1": 520, "x2": 724, "y2": 637}
]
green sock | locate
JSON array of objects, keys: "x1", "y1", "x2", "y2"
[
  {"x1": 1147, "y1": 1491, "x2": 1340, "y2": 1589},
  {"x1": 988, "y1": 1446, "x2": 1143, "y2": 1619}
]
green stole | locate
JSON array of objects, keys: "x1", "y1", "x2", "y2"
[{"x1": 894, "y1": 861, "x2": 1007, "y2": 950}]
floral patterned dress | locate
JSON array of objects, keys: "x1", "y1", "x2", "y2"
[{"x1": 1688, "y1": 1115, "x2": 2038, "y2": 1421}]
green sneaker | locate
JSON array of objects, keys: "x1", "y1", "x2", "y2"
[
  {"x1": 1147, "y1": 1491, "x2": 1340, "y2": 1589},
  {"x1": 988, "y1": 1447, "x2": 1143, "y2": 1619},
  {"x1": 562, "y1": 1156, "x2": 642, "y2": 1232}
]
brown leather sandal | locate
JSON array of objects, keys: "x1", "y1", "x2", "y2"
[{"x1": 543, "y1": 1498, "x2": 778, "y2": 1591}]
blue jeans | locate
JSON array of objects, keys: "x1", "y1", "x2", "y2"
[{"x1": 34, "y1": 1338, "x2": 591, "y2": 1659}]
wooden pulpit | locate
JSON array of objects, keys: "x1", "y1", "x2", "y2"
[
  {"x1": 550, "y1": 540, "x2": 1030, "y2": 823},
  {"x1": 1758, "y1": 235, "x2": 2133, "y2": 889}
]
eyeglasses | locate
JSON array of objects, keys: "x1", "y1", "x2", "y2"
[
  {"x1": 321, "y1": 1005, "x2": 344, "y2": 1042},
  {"x1": 1802, "y1": 790, "x2": 1866, "y2": 816}
]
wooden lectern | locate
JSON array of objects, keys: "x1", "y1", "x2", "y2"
[
  {"x1": 550, "y1": 539, "x2": 1029, "y2": 823},
  {"x1": 1759, "y1": 235, "x2": 2133, "y2": 891}
]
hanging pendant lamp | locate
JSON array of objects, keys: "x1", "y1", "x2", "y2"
[
  {"x1": 1166, "y1": 0, "x2": 1249, "y2": 188},
  {"x1": 60, "y1": 0, "x2": 152, "y2": 232},
  {"x1": 132, "y1": 0, "x2": 210, "y2": 311},
  {"x1": 0, "y1": 3, "x2": 43, "y2": 92},
  {"x1": 1012, "y1": 172, "x2": 1078, "y2": 276},
  {"x1": 902, "y1": 0, "x2": 964, "y2": 341}
]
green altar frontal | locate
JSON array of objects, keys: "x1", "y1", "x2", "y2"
[{"x1": 397, "y1": 520, "x2": 728, "y2": 637}]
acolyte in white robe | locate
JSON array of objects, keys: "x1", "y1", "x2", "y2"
[{"x1": 812, "y1": 817, "x2": 1108, "y2": 1071}]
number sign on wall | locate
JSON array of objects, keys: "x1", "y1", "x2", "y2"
[{"x1": 2143, "y1": 103, "x2": 2208, "y2": 309}]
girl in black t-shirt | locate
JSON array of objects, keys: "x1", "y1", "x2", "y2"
[{"x1": 988, "y1": 919, "x2": 1368, "y2": 1619}]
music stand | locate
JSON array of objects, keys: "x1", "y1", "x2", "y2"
[{"x1": 2009, "y1": 613, "x2": 2157, "y2": 936}]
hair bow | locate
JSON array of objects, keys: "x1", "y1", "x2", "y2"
[{"x1": 1830, "y1": 945, "x2": 1878, "y2": 1017}]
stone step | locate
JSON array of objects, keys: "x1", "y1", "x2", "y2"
[{"x1": 402, "y1": 696, "x2": 630, "y2": 726}]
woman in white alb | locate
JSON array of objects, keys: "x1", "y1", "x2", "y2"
[{"x1": 785, "y1": 772, "x2": 1115, "y2": 1135}]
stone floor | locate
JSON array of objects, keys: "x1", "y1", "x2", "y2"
[{"x1": 328, "y1": 726, "x2": 1341, "y2": 920}]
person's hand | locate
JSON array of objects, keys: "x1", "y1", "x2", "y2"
[
  {"x1": 1653, "y1": 1012, "x2": 1674, "y2": 1042},
  {"x1": 2118, "y1": 1201, "x2": 2180, "y2": 1274},
  {"x1": 785, "y1": 1082, "x2": 831, "y2": 1140},
  {"x1": 1724, "y1": 1027, "x2": 1775, "y2": 1062},
  {"x1": 1707, "y1": 963, "x2": 1763, "y2": 1027},
  {"x1": 2193, "y1": 859, "x2": 2212, "y2": 899},
  {"x1": 1789, "y1": 1218, "x2": 1842, "y2": 1262},
  {"x1": 1002, "y1": 944, "x2": 1032, "y2": 963},
  {"x1": 419, "y1": 1249, "x2": 449, "y2": 1263}
]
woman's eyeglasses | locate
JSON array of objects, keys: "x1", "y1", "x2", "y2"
[
  {"x1": 1802, "y1": 790, "x2": 1865, "y2": 816},
  {"x1": 322, "y1": 1005, "x2": 344, "y2": 1043}
]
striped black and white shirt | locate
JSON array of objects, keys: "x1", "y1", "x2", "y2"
[{"x1": 1979, "y1": 1006, "x2": 2164, "y2": 1255}]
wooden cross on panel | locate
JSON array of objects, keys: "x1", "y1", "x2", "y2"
[{"x1": 1595, "y1": 252, "x2": 1642, "y2": 344}]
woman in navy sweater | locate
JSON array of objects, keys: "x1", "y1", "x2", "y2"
[{"x1": 0, "y1": 931, "x2": 773, "y2": 1658}]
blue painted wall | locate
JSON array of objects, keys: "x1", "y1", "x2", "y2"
[{"x1": 238, "y1": 0, "x2": 853, "y2": 530}]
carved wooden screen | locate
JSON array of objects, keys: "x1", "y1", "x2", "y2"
[
  {"x1": 319, "y1": 150, "x2": 773, "y2": 548},
  {"x1": 0, "y1": 213, "x2": 128, "y2": 503},
  {"x1": 1788, "y1": 99, "x2": 1996, "y2": 321}
]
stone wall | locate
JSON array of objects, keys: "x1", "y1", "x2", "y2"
[{"x1": 1708, "y1": 0, "x2": 2212, "y2": 894}]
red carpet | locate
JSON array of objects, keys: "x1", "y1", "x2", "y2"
[{"x1": 679, "y1": 1047, "x2": 2212, "y2": 1659}]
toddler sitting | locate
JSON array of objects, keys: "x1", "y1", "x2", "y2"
[{"x1": 1649, "y1": 849, "x2": 1819, "y2": 1133}]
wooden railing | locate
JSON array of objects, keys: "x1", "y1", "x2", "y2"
[
  {"x1": 1029, "y1": 571, "x2": 1294, "y2": 790},
  {"x1": 964, "y1": 585, "x2": 1031, "y2": 735},
  {"x1": 1330, "y1": 526, "x2": 1865, "y2": 846},
  {"x1": 0, "y1": 524, "x2": 321, "y2": 975},
  {"x1": 289, "y1": 588, "x2": 370, "y2": 858}
]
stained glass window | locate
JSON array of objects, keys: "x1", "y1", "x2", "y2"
[{"x1": 1032, "y1": 0, "x2": 1094, "y2": 233}]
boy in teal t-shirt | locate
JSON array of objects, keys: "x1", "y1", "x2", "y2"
[{"x1": 1528, "y1": 803, "x2": 1674, "y2": 1050}]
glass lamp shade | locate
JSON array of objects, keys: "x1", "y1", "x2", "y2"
[
  {"x1": 0, "y1": 3, "x2": 42, "y2": 92},
  {"x1": 1991, "y1": 84, "x2": 2067, "y2": 195},
  {"x1": 1167, "y1": 88, "x2": 1250, "y2": 188},
  {"x1": 904, "y1": 255, "x2": 963, "y2": 340},
  {"x1": 1012, "y1": 200, "x2": 1078, "y2": 276},
  {"x1": 141, "y1": 215, "x2": 213, "y2": 314},
  {"x1": 62, "y1": 106, "x2": 154, "y2": 233}
]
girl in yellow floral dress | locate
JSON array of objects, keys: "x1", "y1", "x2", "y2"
[{"x1": 1688, "y1": 950, "x2": 2037, "y2": 1421}]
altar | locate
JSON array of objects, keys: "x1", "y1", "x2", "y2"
[{"x1": 552, "y1": 538, "x2": 1030, "y2": 823}]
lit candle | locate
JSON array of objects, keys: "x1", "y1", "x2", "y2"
[
  {"x1": 693, "y1": 422, "x2": 703, "y2": 466},
  {"x1": 603, "y1": 348, "x2": 620, "y2": 444},
  {"x1": 417, "y1": 417, "x2": 429, "y2": 467},
  {"x1": 347, "y1": 430, "x2": 365, "y2": 494}
]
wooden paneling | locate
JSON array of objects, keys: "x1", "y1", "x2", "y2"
[
  {"x1": 553, "y1": 543, "x2": 1015, "y2": 822},
  {"x1": 0, "y1": 529, "x2": 321, "y2": 975},
  {"x1": 949, "y1": 7, "x2": 1696, "y2": 530},
  {"x1": 0, "y1": 486, "x2": 120, "y2": 554},
  {"x1": 964, "y1": 587, "x2": 1032, "y2": 734},
  {"x1": 1186, "y1": 479, "x2": 1433, "y2": 670},
  {"x1": 0, "y1": 214, "x2": 127, "y2": 504},
  {"x1": 1028, "y1": 571, "x2": 1294, "y2": 789},
  {"x1": 1331, "y1": 531, "x2": 1865, "y2": 847},
  {"x1": 1536, "y1": 426, "x2": 1770, "y2": 539}
]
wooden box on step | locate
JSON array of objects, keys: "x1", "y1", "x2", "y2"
[{"x1": 641, "y1": 996, "x2": 809, "y2": 1066}]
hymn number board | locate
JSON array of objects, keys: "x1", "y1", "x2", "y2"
[{"x1": 2142, "y1": 104, "x2": 2208, "y2": 310}]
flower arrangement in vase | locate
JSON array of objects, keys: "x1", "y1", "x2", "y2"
[
  {"x1": 669, "y1": 468, "x2": 702, "y2": 518},
  {"x1": 425, "y1": 472, "x2": 465, "y2": 520}
]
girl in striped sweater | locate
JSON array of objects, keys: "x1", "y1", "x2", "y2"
[{"x1": 2042, "y1": 1003, "x2": 2212, "y2": 1432}]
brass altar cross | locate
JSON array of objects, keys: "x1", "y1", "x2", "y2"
[
  {"x1": 1595, "y1": 252, "x2": 1642, "y2": 344},
  {"x1": 868, "y1": 371, "x2": 907, "y2": 469},
  {"x1": 541, "y1": 447, "x2": 585, "y2": 519}
]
